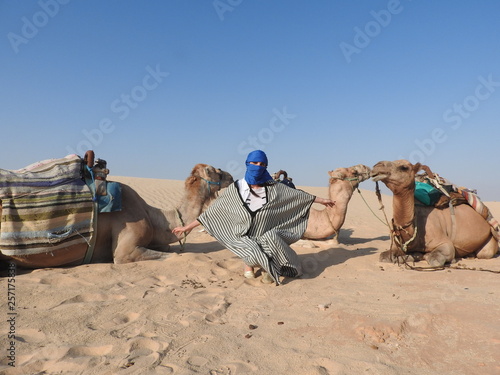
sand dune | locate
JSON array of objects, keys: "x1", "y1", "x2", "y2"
[{"x1": 1, "y1": 176, "x2": 499, "y2": 375}]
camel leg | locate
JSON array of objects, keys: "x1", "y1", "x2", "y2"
[
  {"x1": 325, "y1": 236, "x2": 339, "y2": 246},
  {"x1": 296, "y1": 239, "x2": 319, "y2": 248},
  {"x1": 424, "y1": 242, "x2": 455, "y2": 267},
  {"x1": 379, "y1": 250, "x2": 401, "y2": 263},
  {"x1": 112, "y1": 229, "x2": 171, "y2": 264},
  {"x1": 379, "y1": 244, "x2": 427, "y2": 264},
  {"x1": 380, "y1": 250, "x2": 421, "y2": 264},
  {"x1": 113, "y1": 245, "x2": 171, "y2": 264},
  {"x1": 475, "y1": 236, "x2": 499, "y2": 259}
]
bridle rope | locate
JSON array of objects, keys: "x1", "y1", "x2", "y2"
[
  {"x1": 173, "y1": 174, "x2": 222, "y2": 250},
  {"x1": 199, "y1": 176, "x2": 221, "y2": 194}
]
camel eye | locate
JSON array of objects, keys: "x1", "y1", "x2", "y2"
[{"x1": 398, "y1": 165, "x2": 409, "y2": 172}]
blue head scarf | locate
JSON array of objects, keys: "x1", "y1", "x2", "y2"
[{"x1": 245, "y1": 150, "x2": 273, "y2": 185}]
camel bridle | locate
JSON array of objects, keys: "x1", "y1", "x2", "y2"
[
  {"x1": 200, "y1": 177, "x2": 221, "y2": 194},
  {"x1": 198, "y1": 169, "x2": 225, "y2": 195},
  {"x1": 174, "y1": 170, "x2": 224, "y2": 249},
  {"x1": 329, "y1": 174, "x2": 361, "y2": 192},
  {"x1": 391, "y1": 216, "x2": 418, "y2": 254}
]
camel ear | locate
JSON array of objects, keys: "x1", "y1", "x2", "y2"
[
  {"x1": 413, "y1": 162, "x2": 422, "y2": 174},
  {"x1": 185, "y1": 176, "x2": 197, "y2": 187}
]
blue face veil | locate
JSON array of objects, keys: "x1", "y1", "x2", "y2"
[{"x1": 244, "y1": 150, "x2": 273, "y2": 185}]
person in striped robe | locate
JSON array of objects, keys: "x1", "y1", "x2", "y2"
[{"x1": 173, "y1": 150, "x2": 334, "y2": 285}]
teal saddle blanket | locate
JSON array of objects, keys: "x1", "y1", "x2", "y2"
[{"x1": 84, "y1": 167, "x2": 122, "y2": 213}]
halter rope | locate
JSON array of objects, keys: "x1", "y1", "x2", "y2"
[
  {"x1": 199, "y1": 176, "x2": 221, "y2": 194},
  {"x1": 172, "y1": 174, "x2": 221, "y2": 250},
  {"x1": 174, "y1": 208, "x2": 186, "y2": 250}
]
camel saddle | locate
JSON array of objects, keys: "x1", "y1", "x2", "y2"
[
  {"x1": 416, "y1": 167, "x2": 499, "y2": 241},
  {"x1": 0, "y1": 151, "x2": 121, "y2": 258},
  {"x1": 0, "y1": 154, "x2": 95, "y2": 256}
]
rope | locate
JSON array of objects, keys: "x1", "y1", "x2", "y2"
[
  {"x1": 174, "y1": 208, "x2": 186, "y2": 251},
  {"x1": 375, "y1": 182, "x2": 393, "y2": 229},
  {"x1": 356, "y1": 186, "x2": 389, "y2": 226},
  {"x1": 199, "y1": 176, "x2": 220, "y2": 194},
  {"x1": 401, "y1": 258, "x2": 500, "y2": 273},
  {"x1": 393, "y1": 221, "x2": 418, "y2": 253}
]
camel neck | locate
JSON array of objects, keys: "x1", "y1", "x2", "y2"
[
  {"x1": 392, "y1": 187, "x2": 415, "y2": 225},
  {"x1": 392, "y1": 187, "x2": 417, "y2": 245},
  {"x1": 326, "y1": 181, "x2": 355, "y2": 230},
  {"x1": 177, "y1": 193, "x2": 205, "y2": 224}
]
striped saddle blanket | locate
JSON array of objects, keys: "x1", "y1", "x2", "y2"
[
  {"x1": 416, "y1": 172, "x2": 499, "y2": 241},
  {"x1": 0, "y1": 154, "x2": 95, "y2": 256},
  {"x1": 458, "y1": 188, "x2": 500, "y2": 241}
]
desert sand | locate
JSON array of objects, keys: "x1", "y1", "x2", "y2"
[{"x1": 1, "y1": 175, "x2": 499, "y2": 375}]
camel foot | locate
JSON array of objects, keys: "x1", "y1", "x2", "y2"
[
  {"x1": 113, "y1": 248, "x2": 173, "y2": 264},
  {"x1": 324, "y1": 238, "x2": 339, "y2": 246},
  {"x1": 423, "y1": 252, "x2": 448, "y2": 267},
  {"x1": 154, "y1": 252, "x2": 174, "y2": 262},
  {"x1": 296, "y1": 239, "x2": 319, "y2": 248},
  {"x1": 406, "y1": 252, "x2": 425, "y2": 262},
  {"x1": 379, "y1": 249, "x2": 405, "y2": 263},
  {"x1": 476, "y1": 235, "x2": 499, "y2": 259}
]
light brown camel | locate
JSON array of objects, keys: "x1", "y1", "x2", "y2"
[
  {"x1": 371, "y1": 160, "x2": 498, "y2": 267},
  {"x1": 1, "y1": 164, "x2": 233, "y2": 268},
  {"x1": 301, "y1": 164, "x2": 372, "y2": 245}
]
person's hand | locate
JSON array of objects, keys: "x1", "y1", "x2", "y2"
[
  {"x1": 172, "y1": 220, "x2": 200, "y2": 236},
  {"x1": 172, "y1": 226, "x2": 188, "y2": 235},
  {"x1": 321, "y1": 198, "x2": 335, "y2": 207}
]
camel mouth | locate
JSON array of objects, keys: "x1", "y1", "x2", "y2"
[{"x1": 371, "y1": 172, "x2": 388, "y2": 182}]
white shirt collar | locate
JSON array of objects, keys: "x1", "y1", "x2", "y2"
[{"x1": 237, "y1": 179, "x2": 251, "y2": 201}]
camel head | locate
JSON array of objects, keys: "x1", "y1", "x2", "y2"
[
  {"x1": 272, "y1": 170, "x2": 288, "y2": 180},
  {"x1": 349, "y1": 164, "x2": 372, "y2": 183},
  {"x1": 371, "y1": 160, "x2": 421, "y2": 194},
  {"x1": 185, "y1": 164, "x2": 234, "y2": 200},
  {"x1": 328, "y1": 164, "x2": 371, "y2": 187}
]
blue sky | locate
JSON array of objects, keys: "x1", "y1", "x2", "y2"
[{"x1": 1, "y1": 1, "x2": 500, "y2": 200}]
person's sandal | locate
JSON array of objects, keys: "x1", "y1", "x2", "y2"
[
  {"x1": 261, "y1": 272, "x2": 274, "y2": 284},
  {"x1": 244, "y1": 270, "x2": 255, "y2": 279}
]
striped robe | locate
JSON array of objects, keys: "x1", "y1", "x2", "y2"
[{"x1": 198, "y1": 180, "x2": 315, "y2": 284}]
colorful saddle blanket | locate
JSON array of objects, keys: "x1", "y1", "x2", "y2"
[
  {"x1": 459, "y1": 188, "x2": 500, "y2": 241},
  {"x1": 0, "y1": 155, "x2": 95, "y2": 256},
  {"x1": 416, "y1": 173, "x2": 500, "y2": 241}
]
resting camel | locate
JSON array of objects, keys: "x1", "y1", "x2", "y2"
[
  {"x1": 301, "y1": 164, "x2": 372, "y2": 245},
  {"x1": 1, "y1": 163, "x2": 233, "y2": 268},
  {"x1": 371, "y1": 160, "x2": 498, "y2": 267}
]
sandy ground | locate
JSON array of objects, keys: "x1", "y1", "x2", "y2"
[{"x1": 1, "y1": 175, "x2": 499, "y2": 375}]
